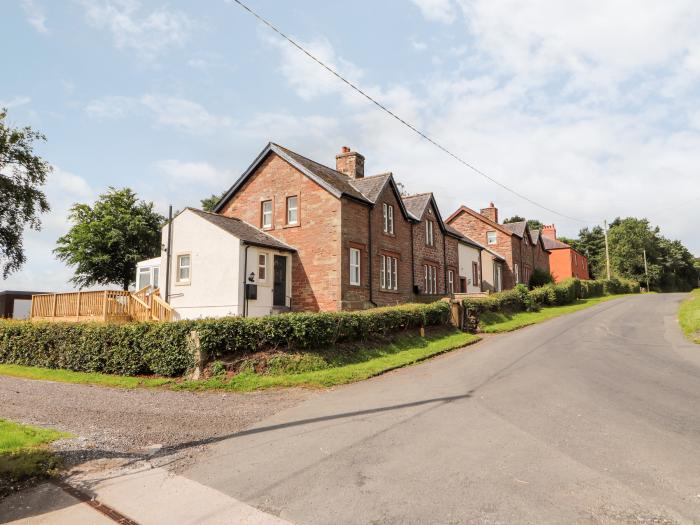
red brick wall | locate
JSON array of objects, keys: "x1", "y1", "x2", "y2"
[
  {"x1": 220, "y1": 153, "x2": 342, "y2": 311},
  {"x1": 447, "y1": 209, "x2": 519, "y2": 289},
  {"x1": 412, "y1": 201, "x2": 453, "y2": 294},
  {"x1": 549, "y1": 248, "x2": 589, "y2": 283},
  {"x1": 341, "y1": 183, "x2": 414, "y2": 309}
]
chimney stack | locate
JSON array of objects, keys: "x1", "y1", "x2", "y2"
[
  {"x1": 542, "y1": 224, "x2": 557, "y2": 240},
  {"x1": 480, "y1": 202, "x2": 498, "y2": 223},
  {"x1": 335, "y1": 146, "x2": 365, "y2": 179}
]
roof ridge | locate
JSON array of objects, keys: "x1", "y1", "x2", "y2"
[{"x1": 272, "y1": 143, "x2": 346, "y2": 178}]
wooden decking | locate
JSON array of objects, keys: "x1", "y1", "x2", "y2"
[{"x1": 31, "y1": 287, "x2": 173, "y2": 323}]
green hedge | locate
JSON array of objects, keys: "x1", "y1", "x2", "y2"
[
  {"x1": 463, "y1": 278, "x2": 640, "y2": 314},
  {"x1": 0, "y1": 302, "x2": 451, "y2": 377}
]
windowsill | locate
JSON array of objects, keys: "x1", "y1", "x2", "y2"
[
  {"x1": 379, "y1": 288, "x2": 400, "y2": 294},
  {"x1": 262, "y1": 226, "x2": 274, "y2": 231},
  {"x1": 382, "y1": 231, "x2": 396, "y2": 237},
  {"x1": 174, "y1": 281, "x2": 191, "y2": 287},
  {"x1": 283, "y1": 223, "x2": 300, "y2": 229},
  {"x1": 349, "y1": 283, "x2": 362, "y2": 288}
]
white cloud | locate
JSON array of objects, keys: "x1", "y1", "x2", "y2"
[
  {"x1": 85, "y1": 94, "x2": 231, "y2": 134},
  {"x1": 154, "y1": 159, "x2": 233, "y2": 190},
  {"x1": 411, "y1": 0, "x2": 457, "y2": 23},
  {"x1": 78, "y1": 0, "x2": 194, "y2": 59},
  {"x1": 0, "y1": 96, "x2": 31, "y2": 109},
  {"x1": 21, "y1": 0, "x2": 49, "y2": 34},
  {"x1": 140, "y1": 95, "x2": 231, "y2": 134},
  {"x1": 268, "y1": 35, "x2": 365, "y2": 102},
  {"x1": 264, "y1": 18, "x2": 700, "y2": 253},
  {"x1": 411, "y1": 39, "x2": 428, "y2": 51}
]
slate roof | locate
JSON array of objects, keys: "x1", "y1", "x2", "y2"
[
  {"x1": 214, "y1": 143, "x2": 371, "y2": 213},
  {"x1": 187, "y1": 208, "x2": 296, "y2": 252},
  {"x1": 273, "y1": 144, "x2": 370, "y2": 203},
  {"x1": 350, "y1": 173, "x2": 392, "y2": 203},
  {"x1": 445, "y1": 225, "x2": 483, "y2": 250},
  {"x1": 542, "y1": 235, "x2": 571, "y2": 250},
  {"x1": 501, "y1": 221, "x2": 527, "y2": 238},
  {"x1": 402, "y1": 193, "x2": 432, "y2": 221}
]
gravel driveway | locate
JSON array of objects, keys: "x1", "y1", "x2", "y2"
[{"x1": 0, "y1": 376, "x2": 310, "y2": 470}]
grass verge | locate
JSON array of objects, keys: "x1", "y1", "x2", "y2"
[
  {"x1": 0, "y1": 419, "x2": 71, "y2": 498},
  {"x1": 479, "y1": 294, "x2": 628, "y2": 333},
  {"x1": 0, "y1": 364, "x2": 173, "y2": 389},
  {"x1": 679, "y1": 289, "x2": 700, "y2": 344},
  {"x1": 0, "y1": 330, "x2": 479, "y2": 392}
]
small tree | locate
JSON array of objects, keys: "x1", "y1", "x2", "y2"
[
  {"x1": 0, "y1": 108, "x2": 51, "y2": 278},
  {"x1": 54, "y1": 188, "x2": 164, "y2": 290},
  {"x1": 201, "y1": 191, "x2": 226, "y2": 212}
]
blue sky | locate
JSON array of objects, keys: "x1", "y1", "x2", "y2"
[{"x1": 3, "y1": 0, "x2": 699, "y2": 291}]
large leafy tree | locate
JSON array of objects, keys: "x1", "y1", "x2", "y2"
[
  {"x1": 565, "y1": 217, "x2": 698, "y2": 290},
  {"x1": 54, "y1": 188, "x2": 164, "y2": 290},
  {"x1": 0, "y1": 109, "x2": 51, "y2": 278}
]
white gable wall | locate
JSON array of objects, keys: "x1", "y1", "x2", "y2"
[
  {"x1": 162, "y1": 209, "x2": 242, "y2": 319},
  {"x1": 458, "y1": 243, "x2": 482, "y2": 293}
]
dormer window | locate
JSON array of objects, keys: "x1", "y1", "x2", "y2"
[{"x1": 383, "y1": 203, "x2": 394, "y2": 234}]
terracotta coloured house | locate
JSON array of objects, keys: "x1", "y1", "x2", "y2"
[
  {"x1": 446, "y1": 203, "x2": 550, "y2": 290},
  {"x1": 540, "y1": 224, "x2": 589, "y2": 282}
]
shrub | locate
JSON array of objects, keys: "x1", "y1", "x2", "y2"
[
  {"x1": 529, "y1": 268, "x2": 554, "y2": 288},
  {"x1": 0, "y1": 302, "x2": 451, "y2": 377}
]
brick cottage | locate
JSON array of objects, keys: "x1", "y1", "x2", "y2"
[
  {"x1": 209, "y1": 143, "x2": 481, "y2": 313},
  {"x1": 446, "y1": 203, "x2": 551, "y2": 289}
]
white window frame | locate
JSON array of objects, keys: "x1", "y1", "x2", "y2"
[
  {"x1": 380, "y1": 255, "x2": 398, "y2": 291},
  {"x1": 382, "y1": 203, "x2": 394, "y2": 234},
  {"x1": 426, "y1": 221, "x2": 434, "y2": 246},
  {"x1": 286, "y1": 195, "x2": 298, "y2": 225},
  {"x1": 514, "y1": 263, "x2": 520, "y2": 284},
  {"x1": 424, "y1": 264, "x2": 437, "y2": 294},
  {"x1": 258, "y1": 253, "x2": 268, "y2": 282},
  {"x1": 152, "y1": 267, "x2": 159, "y2": 289},
  {"x1": 448, "y1": 270, "x2": 454, "y2": 294},
  {"x1": 261, "y1": 200, "x2": 273, "y2": 229},
  {"x1": 176, "y1": 253, "x2": 191, "y2": 284},
  {"x1": 137, "y1": 267, "x2": 151, "y2": 289},
  {"x1": 350, "y1": 248, "x2": 361, "y2": 286},
  {"x1": 487, "y1": 231, "x2": 497, "y2": 245}
]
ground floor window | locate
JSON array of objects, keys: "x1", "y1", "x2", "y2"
[
  {"x1": 380, "y1": 255, "x2": 398, "y2": 290},
  {"x1": 350, "y1": 248, "x2": 361, "y2": 286},
  {"x1": 447, "y1": 270, "x2": 454, "y2": 294},
  {"x1": 424, "y1": 264, "x2": 437, "y2": 294},
  {"x1": 472, "y1": 261, "x2": 479, "y2": 287}
]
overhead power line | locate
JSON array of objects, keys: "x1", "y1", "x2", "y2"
[{"x1": 228, "y1": 0, "x2": 590, "y2": 224}]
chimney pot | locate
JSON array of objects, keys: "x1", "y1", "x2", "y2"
[
  {"x1": 542, "y1": 224, "x2": 557, "y2": 240},
  {"x1": 335, "y1": 147, "x2": 365, "y2": 179}
]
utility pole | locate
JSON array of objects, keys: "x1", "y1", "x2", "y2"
[
  {"x1": 643, "y1": 248, "x2": 650, "y2": 293},
  {"x1": 603, "y1": 220, "x2": 611, "y2": 280}
]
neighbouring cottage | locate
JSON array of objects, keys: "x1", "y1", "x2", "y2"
[
  {"x1": 138, "y1": 208, "x2": 295, "y2": 319},
  {"x1": 540, "y1": 224, "x2": 590, "y2": 282},
  {"x1": 446, "y1": 202, "x2": 550, "y2": 289},
  {"x1": 138, "y1": 143, "x2": 486, "y2": 318}
]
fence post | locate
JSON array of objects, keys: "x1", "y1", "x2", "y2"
[
  {"x1": 76, "y1": 291, "x2": 82, "y2": 321},
  {"x1": 102, "y1": 291, "x2": 108, "y2": 321},
  {"x1": 51, "y1": 294, "x2": 57, "y2": 318},
  {"x1": 187, "y1": 330, "x2": 206, "y2": 380}
]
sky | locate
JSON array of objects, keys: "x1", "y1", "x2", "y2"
[{"x1": 2, "y1": 0, "x2": 699, "y2": 292}]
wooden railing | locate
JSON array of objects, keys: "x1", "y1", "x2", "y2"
[{"x1": 31, "y1": 287, "x2": 174, "y2": 323}]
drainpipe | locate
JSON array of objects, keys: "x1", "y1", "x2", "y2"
[
  {"x1": 367, "y1": 206, "x2": 377, "y2": 306},
  {"x1": 242, "y1": 243, "x2": 251, "y2": 317},
  {"x1": 164, "y1": 205, "x2": 173, "y2": 303},
  {"x1": 443, "y1": 232, "x2": 448, "y2": 294},
  {"x1": 410, "y1": 222, "x2": 416, "y2": 294}
]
